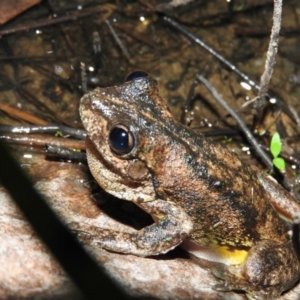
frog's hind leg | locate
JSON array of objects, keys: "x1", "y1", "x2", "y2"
[
  {"x1": 212, "y1": 240, "x2": 300, "y2": 300},
  {"x1": 257, "y1": 172, "x2": 300, "y2": 222}
]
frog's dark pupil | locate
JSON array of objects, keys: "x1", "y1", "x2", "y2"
[
  {"x1": 109, "y1": 126, "x2": 133, "y2": 154},
  {"x1": 125, "y1": 71, "x2": 148, "y2": 82}
]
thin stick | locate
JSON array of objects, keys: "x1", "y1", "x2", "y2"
[
  {"x1": 0, "y1": 102, "x2": 49, "y2": 125},
  {"x1": 156, "y1": 0, "x2": 194, "y2": 10},
  {"x1": 163, "y1": 13, "x2": 298, "y2": 125},
  {"x1": 92, "y1": 31, "x2": 101, "y2": 54},
  {"x1": 0, "y1": 10, "x2": 101, "y2": 37},
  {"x1": 0, "y1": 125, "x2": 86, "y2": 139},
  {"x1": 196, "y1": 74, "x2": 273, "y2": 170},
  {"x1": 255, "y1": 0, "x2": 282, "y2": 119},
  {"x1": 0, "y1": 134, "x2": 86, "y2": 150},
  {"x1": 105, "y1": 20, "x2": 131, "y2": 61},
  {"x1": 163, "y1": 16, "x2": 260, "y2": 91},
  {"x1": 80, "y1": 62, "x2": 88, "y2": 94}
]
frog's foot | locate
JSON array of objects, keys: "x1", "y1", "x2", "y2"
[
  {"x1": 212, "y1": 240, "x2": 300, "y2": 300},
  {"x1": 212, "y1": 264, "x2": 281, "y2": 300},
  {"x1": 69, "y1": 199, "x2": 193, "y2": 257}
]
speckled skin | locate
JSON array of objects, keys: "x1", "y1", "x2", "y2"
[{"x1": 79, "y1": 75, "x2": 300, "y2": 299}]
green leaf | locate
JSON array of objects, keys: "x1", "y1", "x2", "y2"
[
  {"x1": 273, "y1": 157, "x2": 286, "y2": 171},
  {"x1": 55, "y1": 130, "x2": 63, "y2": 137},
  {"x1": 270, "y1": 132, "x2": 281, "y2": 158}
]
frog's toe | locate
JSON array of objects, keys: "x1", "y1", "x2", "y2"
[
  {"x1": 211, "y1": 264, "x2": 283, "y2": 300},
  {"x1": 212, "y1": 282, "x2": 231, "y2": 293},
  {"x1": 211, "y1": 263, "x2": 230, "y2": 280},
  {"x1": 211, "y1": 264, "x2": 243, "y2": 292}
]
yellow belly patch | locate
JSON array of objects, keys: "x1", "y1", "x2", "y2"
[
  {"x1": 212, "y1": 245, "x2": 249, "y2": 265},
  {"x1": 181, "y1": 239, "x2": 250, "y2": 265}
]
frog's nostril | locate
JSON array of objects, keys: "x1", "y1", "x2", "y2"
[{"x1": 125, "y1": 71, "x2": 149, "y2": 82}]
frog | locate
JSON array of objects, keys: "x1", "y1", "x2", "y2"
[{"x1": 78, "y1": 71, "x2": 300, "y2": 299}]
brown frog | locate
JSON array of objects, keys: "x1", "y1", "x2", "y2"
[{"x1": 78, "y1": 71, "x2": 300, "y2": 299}]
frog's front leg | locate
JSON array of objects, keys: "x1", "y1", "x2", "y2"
[
  {"x1": 71, "y1": 199, "x2": 193, "y2": 256},
  {"x1": 213, "y1": 240, "x2": 300, "y2": 300}
]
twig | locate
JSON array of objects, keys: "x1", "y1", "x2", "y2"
[
  {"x1": 0, "y1": 55, "x2": 66, "y2": 62},
  {"x1": 45, "y1": 145, "x2": 87, "y2": 161},
  {"x1": 0, "y1": 134, "x2": 86, "y2": 150},
  {"x1": 0, "y1": 10, "x2": 103, "y2": 37},
  {"x1": 195, "y1": 74, "x2": 273, "y2": 170},
  {"x1": 163, "y1": 15, "x2": 298, "y2": 125},
  {"x1": 113, "y1": 23, "x2": 154, "y2": 48},
  {"x1": 259, "y1": 142, "x2": 300, "y2": 167},
  {"x1": 255, "y1": 0, "x2": 282, "y2": 120},
  {"x1": 93, "y1": 31, "x2": 101, "y2": 54},
  {"x1": 156, "y1": 0, "x2": 195, "y2": 10},
  {"x1": 105, "y1": 20, "x2": 131, "y2": 61},
  {"x1": 0, "y1": 102, "x2": 49, "y2": 125},
  {"x1": 1, "y1": 73, "x2": 62, "y2": 119},
  {"x1": 24, "y1": 61, "x2": 74, "y2": 90},
  {"x1": 47, "y1": 0, "x2": 76, "y2": 56},
  {"x1": 163, "y1": 16, "x2": 260, "y2": 91},
  {"x1": 0, "y1": 125, "x2": 86, "y2": 139},
  {"x1": 80, "y1": 62, "x2": 88, "y2": 94}
]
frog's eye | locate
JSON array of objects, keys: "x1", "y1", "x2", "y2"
[
  {"x1": 125, "y1": 71, "x2": 148, "y2": 82},
  {"x1": 109, "y1": 124, "x2": 135, "y2": 155}
]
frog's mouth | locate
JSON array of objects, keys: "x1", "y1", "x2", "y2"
[{"x1": 181, "y1": 239, "x2": 249, "y2": 266}]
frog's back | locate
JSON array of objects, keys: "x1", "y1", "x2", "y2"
[{"x1": 146, "y1": 123, "x2": 291, "y2": 252}]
